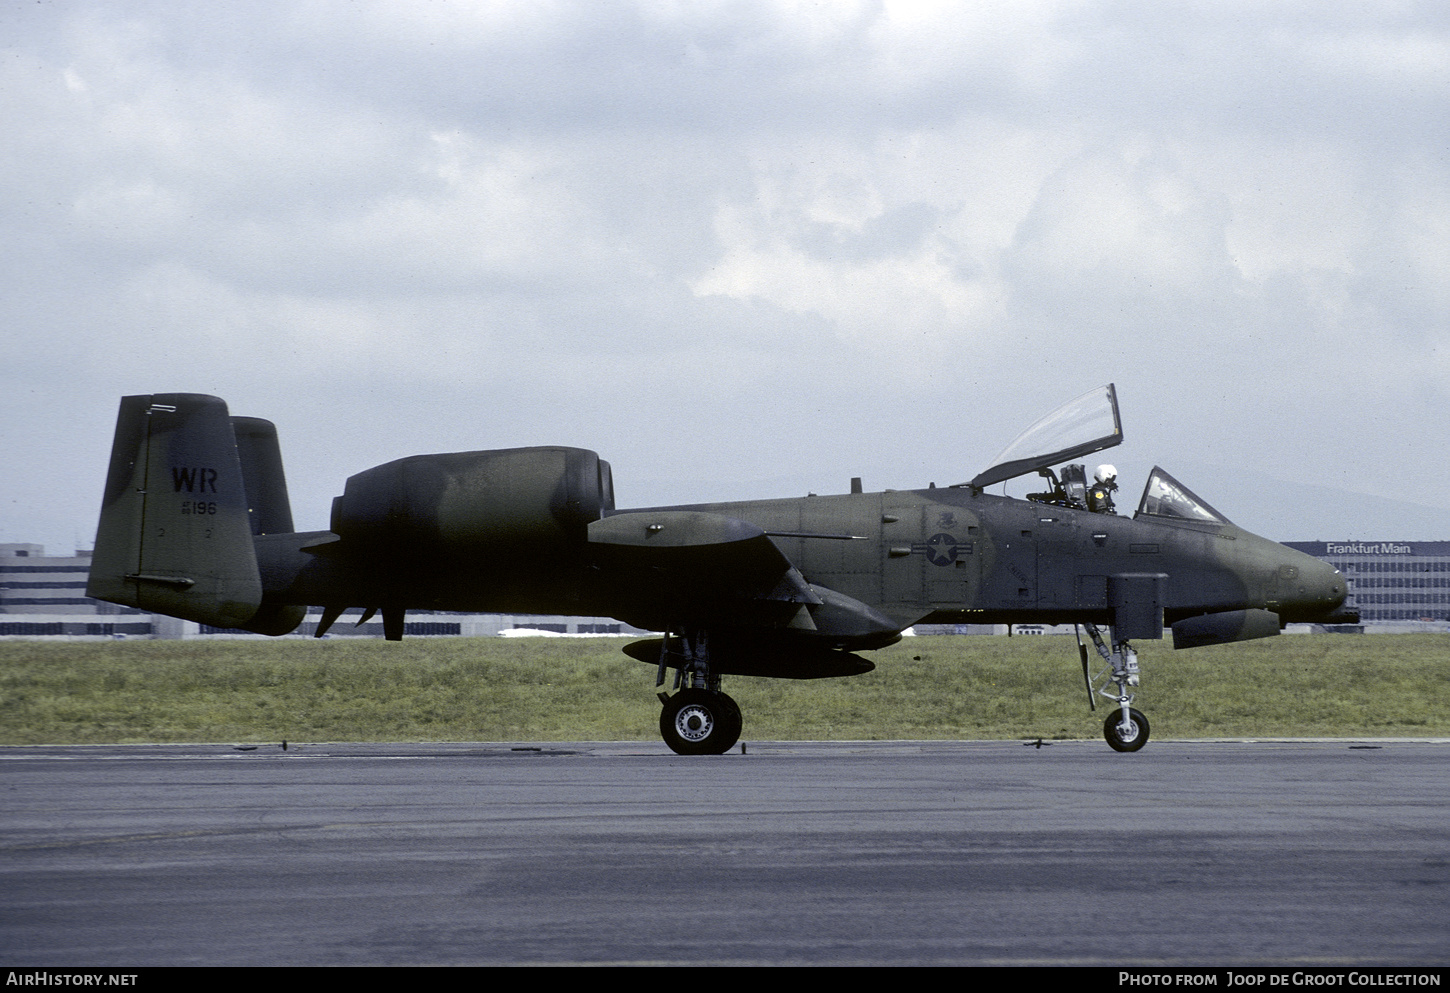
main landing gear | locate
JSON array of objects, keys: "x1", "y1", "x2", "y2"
[
  {"x1": 660, "y1": 688, "x2": 742, "y2": 756},
  {"x1": 1078, "y1": 623, "x2": 1150, "y2": 752},
  {"x1": 655, "y1": 630, "x2": 742, "y2": 756}
]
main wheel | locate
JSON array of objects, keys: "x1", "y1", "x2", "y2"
[
  {"x1": 660, "y1": 689, "x2": 741, "y2": 755},
  {"x1": 716, "y1": 692, "x2": 743, "y2": 748},
  {"x1": 1104, "y1": 707, "x2": 1150, "y2": 752}
]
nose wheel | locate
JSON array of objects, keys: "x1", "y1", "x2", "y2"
[
  {"x1": 1103, "y1": 707, "x2": 1150, "y2": 752},
  {"x1": 1079, "y1": 623, "x2": 1152, "y2": 752}
]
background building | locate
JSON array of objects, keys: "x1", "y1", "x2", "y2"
[
  {"x1": 0, "y1": 544, "x2": 647, "y2": 640},
  {"x1": 0, "y1": 544, "x2": 152, "y2": 638},
  {"x1": 1284, "y1": 541, "x2": 1450, "y2": 630}
]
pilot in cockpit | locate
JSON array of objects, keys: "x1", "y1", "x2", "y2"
[{"x1": 1088, "y1": 464, "x2": 1118, "y2": 514}]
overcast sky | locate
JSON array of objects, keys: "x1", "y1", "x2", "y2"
[{"x1": 3, "y1": 0, "x2": 1447, "y2": 551}]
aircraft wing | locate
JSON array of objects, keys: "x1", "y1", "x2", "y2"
[
  {"x1": 587, "y1": 511, "x2": 822, "y2": 631},
  {"x1": 588, "y1": 510, "x2": 903, "y2": 659}
]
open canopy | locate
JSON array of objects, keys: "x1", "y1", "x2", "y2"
[{"x1": 969, "y1": 384, "x2": 1123, "y2": 490}]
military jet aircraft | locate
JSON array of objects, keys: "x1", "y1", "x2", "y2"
[{"x1": 88, "y1": 385, "x2": 1351, "y2": 754}]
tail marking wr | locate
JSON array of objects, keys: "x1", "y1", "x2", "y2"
[{"x1": 171, "y1": 467, "x2": 218, "y2": 493}]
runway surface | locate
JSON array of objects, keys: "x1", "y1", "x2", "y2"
[{"x1": 2, "y1": 739, "x2": 1447, "y2": 966}]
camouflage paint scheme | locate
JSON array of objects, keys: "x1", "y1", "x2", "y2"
[{"x1": 89, "y1": 391, "x2": 1350, "y2": 752}]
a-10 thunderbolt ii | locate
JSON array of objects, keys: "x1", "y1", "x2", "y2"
[{"x1": 88, "y1": 385, "x2": 1353, "y2": 753}]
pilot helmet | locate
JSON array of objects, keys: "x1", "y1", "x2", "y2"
[{"x1": 1094, "y1": 464, "x2": 1117, "y2": 485}]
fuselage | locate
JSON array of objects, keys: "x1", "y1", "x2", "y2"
[
  {"x1": 254, "y1": 484, "x2": 1347, "y2": 641},
  {"x1": 657, "y1": 487, "x2": 1346, "y2": 629}
]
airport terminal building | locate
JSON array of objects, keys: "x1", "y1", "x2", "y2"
[
  {"x1": 1284, "y1": 541, "x2": 1450, "y2": 627},
  {"x1": 0, "y1": 544, "x2": 155, "y2": 639}
]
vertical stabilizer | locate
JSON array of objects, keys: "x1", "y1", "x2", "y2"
[
  {"x1": 88, "y1": 394, "x2": 264, "y2": 629},
  {"x1": 232, "y1": 415, "x2": 295, "y2": 536}
]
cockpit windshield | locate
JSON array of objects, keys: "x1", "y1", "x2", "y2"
[
  {"x1": 969, "y1": 384, "x2": 1123, "y2": 489},
  {"x1": 1135, "y1": 466, "x2": 1231, "y2": 524}
]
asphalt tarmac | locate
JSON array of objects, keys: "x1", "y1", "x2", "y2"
[{"x1": 2, "y1": 739, "x2": 1447, "y2": 966}]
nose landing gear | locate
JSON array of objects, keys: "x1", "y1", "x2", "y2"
[{"x1": 1079, "y1": 623, "x2": 1150, "y2": 752}]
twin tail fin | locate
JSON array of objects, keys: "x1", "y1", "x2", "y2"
[{"x1": 87, "y1": 394, "x2": 304, "y2": 635}]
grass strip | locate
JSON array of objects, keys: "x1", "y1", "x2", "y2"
[{"x1": 1, "y1": 634, "x2": 1446, "y2": 745}]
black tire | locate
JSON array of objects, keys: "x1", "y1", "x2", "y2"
[
  {"x1": 1104, "y1": 707, "x2": 1150, "y2": 752},
  {"x1": 660, "y1": 689, "x2": 741, "y2": 755},
  {"x1": 716, "y1": 692, "x2": 743, "y2": 749}
]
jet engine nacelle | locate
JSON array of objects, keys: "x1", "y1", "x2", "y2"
[
  {"x1": 1171, "y1": 608, "x2": 1281, "y2": 649},
  {"x1": 330, "y1": 446, "x2": 614, "y2": 556}
]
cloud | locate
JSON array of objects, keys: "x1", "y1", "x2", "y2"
[{"x1": 2, "y1": 0, "x2": 1448, "y2": 549}]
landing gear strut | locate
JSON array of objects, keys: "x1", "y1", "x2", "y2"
[
  {"x1": 1078, "y1": 623, "x2": 1150, "y2": 752},
  {"x1": 655, "y1": 629, "x2": 742, "y2": 755}
]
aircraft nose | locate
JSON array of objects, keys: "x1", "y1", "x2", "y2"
[{"x1": 1276, "y1": 549, "x2": 1348, "y2": 622}]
